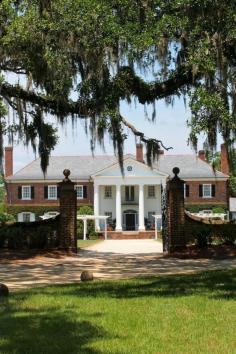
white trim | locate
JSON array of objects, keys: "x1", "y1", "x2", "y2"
[
  {"x1": 91, "y1": 156, "x2": 169, "y2": 178},
  {"x1": 22, "y1": 185, "x2": 31, "y2": 200},
  {"x1": 48, "y1": 185, "x2": 58, "y2": 200}
]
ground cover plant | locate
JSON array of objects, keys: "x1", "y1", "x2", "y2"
[{"x1": 0, "y1": 270, "x2": 235, "y2": 354}]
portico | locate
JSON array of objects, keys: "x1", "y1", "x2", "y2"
[{"x1": 92, "y1": 156, "x2": 168, "y2": 232}]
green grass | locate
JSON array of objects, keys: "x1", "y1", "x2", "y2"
[
  {"x1": 0, "y1": 270, "x2": 236, "y2": 353},
  {"x1": 77, "y1": 239, "x2": 102, "y2": 249}
]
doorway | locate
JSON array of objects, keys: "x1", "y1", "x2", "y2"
[{"x1": 123, "y1": 210, "x2": 137, "y2": 230}]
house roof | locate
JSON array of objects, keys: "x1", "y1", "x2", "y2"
[{"x1": 6, "y1": 154, "x2": 228, "y2": 181}]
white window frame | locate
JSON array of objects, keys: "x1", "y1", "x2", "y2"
[
  {"x1": 148, "y1": 185, "x2": 155, "y2": 198},
  {"x1": 125, "y1": 186, "x2": 135, "y2": 201},
  {"x1": 75, "y1": 185, "x2": 84, "y2": 199},
  {"x1": 202, "y1": 184, "x2": 212, "y2": 198},
  {"x1": 48, "y1": 185, "x2": 58, "y2": 200},
  {"x1": 22, "y1": 185, "x2": 31, "y2": 200},
  {"x1": 104, "y1": 186, "x2": 112, "y2": 199}
]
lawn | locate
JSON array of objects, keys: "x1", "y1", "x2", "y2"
[
  {"x1": 77, "y1": 239, "x2": 103, "y2": 249},
  {"x1": 0, "y1": 270, "x2": 235, "y2": 354}
]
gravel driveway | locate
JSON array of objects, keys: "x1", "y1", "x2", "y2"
[{"x1": 0, "y1": 240, "x2": 235, "y2": 291}]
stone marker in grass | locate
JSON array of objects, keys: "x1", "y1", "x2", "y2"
[
  {"x1": 81, "y1": 271, "x2": 94, "y2": 282},
  {"x1": 0, "y1": 283, "x2": 9, "y2": 296}
]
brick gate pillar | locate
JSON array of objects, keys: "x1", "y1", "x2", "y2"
[
  {"x1": 166, "y1": 167, "x2": 186, "y2": 253},
  {"x1": 58, "y1": 169, "x2": 77, "y2": 252}
]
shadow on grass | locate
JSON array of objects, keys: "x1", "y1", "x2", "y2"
[
  {"x1": 0, "y1": 303, "x2": 107, "y2": 354},
  {"x1": 31, "y1": 269, "x2": 236, "y2": 301}
]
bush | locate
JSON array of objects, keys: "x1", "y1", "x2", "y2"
[
  {"x1": 212, "y1": 207, "x2": 225, "y2": 214},
  {"x1": 0, "y1": 213, "x2": 15, "y2": 224},
  {"x1": 229, "y1": 176, "x2": 236, "y2": 197},
  {"x1": 192, "y1": 226, "x2": 212, "y2": 248}
]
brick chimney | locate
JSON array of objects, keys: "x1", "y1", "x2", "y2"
[
  {"x1": 136, "y1": 144, "x2": 144, "y2": 163},
  {"x1": 221, "y1": 143, "x2": 230, "y2": 175},
  {"x1": 5, "y1": 146, "x2": 13, "y2": 177},
  {"x1": 198, "y1": 150, "x2": 206, "y2": 161}
]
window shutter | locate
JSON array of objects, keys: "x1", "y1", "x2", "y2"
[
  {"x1": 57, "y1": 186, "x2": 60, "y2": 199},
  {"x1": 185, "y1": 184, "x2": 190, "y2": 197},
  {"x1": 199, "y1": 184, "x2": 203, "y2": 197},
  {"x1": 31, "y1": 186, "x2": 34, "y2": 199},
  {"x1": 18, "y1": 186, "x2": 22, "y2": 199},
  {"x1": 83, "y1": 186, "x2": 87, "y2": 199},
  {"x1": 211, "y1": 184, "x2": 215, "y2": 197},
  {"x1": 131, "y1": 186, "x2": 135, "y2": 200},
  {"x1": 44, "y1": 186, "x2": 48, "y2": 199}
]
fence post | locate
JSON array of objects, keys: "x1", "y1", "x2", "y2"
[
  {"x1": 166, "y1": 167, "x2": 186, "y2": 253},
  {"x1": 58, "y1": 169, "x2": 77, "y2": 252}
]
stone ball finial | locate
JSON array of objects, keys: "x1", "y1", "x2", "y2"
[
  {"x1": 173, "y1": 167, "x2": 180, "y2": 177},
  {"x1": 63, "y1": 169, "x2": 71, "y2": 182}
]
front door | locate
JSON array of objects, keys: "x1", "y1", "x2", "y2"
[{"x1": 125, "y1": 213, "x2": 136, "y2": 230}]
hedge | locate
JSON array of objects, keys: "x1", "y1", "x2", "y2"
[
  {"x1": 185, "y1": 204, "x2": 227, "y2": 213},
  {"x1": 0, "y1": 217, "x2": 59, "y2": 249},
  {"x1": 6, "y1": 205, "x2": 60, "y2": 220}
]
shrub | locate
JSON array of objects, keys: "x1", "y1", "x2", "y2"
[
  {"x1": 229, "y1": 176, "x2": 236, "y2": 197},
  {"x1": 212, "y1": 207, "x2": 226, "y2": 214},
  {"x1": 192, "y1": 226, "x2": 212, "y2": 248},
  {"x1": 0, "y1": 213, "x2": 15, "y2": 224}
]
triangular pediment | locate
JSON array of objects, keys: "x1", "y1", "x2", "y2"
[{"x1": 92, "y1": 157, "x2": 168, "y2": 178}]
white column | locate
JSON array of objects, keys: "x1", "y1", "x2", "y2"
[
  {"x1": 94, "y1": 183, "x2": 100, "y2": 231},
  {"x1": 115, "y1": 184, "x2": 122, "y2": 231},
  {"x1": 138, "y1": 184, "x2": 145, "y2": 231},
  {"x1": 83, "y1": 219, "x2": 87, "y2": 240},
  {"x1": 155, "y1": 217, "x2": 158, "y2": 240}
]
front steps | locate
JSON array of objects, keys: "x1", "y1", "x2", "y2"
[{"x1": 103, "y1": 230, "x2": 159, "y2": 240}]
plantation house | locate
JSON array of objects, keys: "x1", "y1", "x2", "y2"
[{"x1": 4, "y1": 144, "x2": 229, "y2": 232}]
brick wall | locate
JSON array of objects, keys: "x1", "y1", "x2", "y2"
[
  {"x1": 184, "y1": 180, "x2": 228, "y2": 205},
  {"x1": 6, "y1": 181, "x2": 94, "y2": 206}
]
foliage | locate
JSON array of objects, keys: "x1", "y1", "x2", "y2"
[
  {"x1": 1, "y1": 1, "x2": 236, "y2": 172},
  {"x1": 0, "y1": 220, "x2": 58, "y2": 249},
  {"x1": 205, "y1": 150, "x2": 221, "y2": 171},
  {"x1": 0, "y1": 271, "x2": 236, "y2": 353},
  {"x1": 6, "y1": 205, "x2": 59, "y2": 219},
  {"x1": 212, "y1": 207, "x2": 226, "y2": 214},
  {"x1": 185, "y1": 204, "x2": 227, "y2": 213},
  {"x1": 0, "y1": 212, "x2": 15, "y2": 224},
  {"x1": 77, "y1": 205, "x2": 96, "y2": 239},
  {"x1": 192, "y1": 226, "x2": 212, "y2": 248},
  {"x1": 229, "y1": 176, "x2": 236, "y2": 197}
]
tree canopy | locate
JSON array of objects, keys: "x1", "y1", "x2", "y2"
[{"x1": 1, "y1": 0, "x2": 236, "y2": 173}]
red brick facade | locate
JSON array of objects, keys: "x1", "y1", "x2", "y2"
[
  {"x1": 5, "y1": 147, "x2": 13, "y2": 177},
  {"x1": 6, "y1": 181, "x2": 94, "y2": 207},
  {"x1": 184, "y1": 180, "x2": 228, "y2": 205}
]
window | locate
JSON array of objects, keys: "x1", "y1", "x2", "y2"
[
  {"x1": 148, "y1": 185, "x2": 155, "y2": 198},
  {"x1": 184, "y1": 184, "x2": 190, "y2": 198},
  {"x1": 75, "y1": 185, "x2": 84, "y2": 199},
  {"x1": 48, "y1": 185, "x2": 57, "y2": 200},
  {"x1": 22, "y1": 186, "x2": 31, "y2": 200},
  {"x1": 23, "y1": 213, "x2": 31, "y2": 222},
  {"x1": 199, "y1": 184, "x2": 215, "y2": 198},
  {"x1": 104, "y1": 186, "x2": 112, "y2": 199},
  {"x1": 203, "y1": 184, "x2": 211, "y2": 198},
  {"x1": 125, "y1": 186, "x2": 135, "y2": 201}
]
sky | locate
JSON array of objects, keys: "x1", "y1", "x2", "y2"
[{"x1": 8, "y1": 96, "x2": 218, "y2": 174}]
